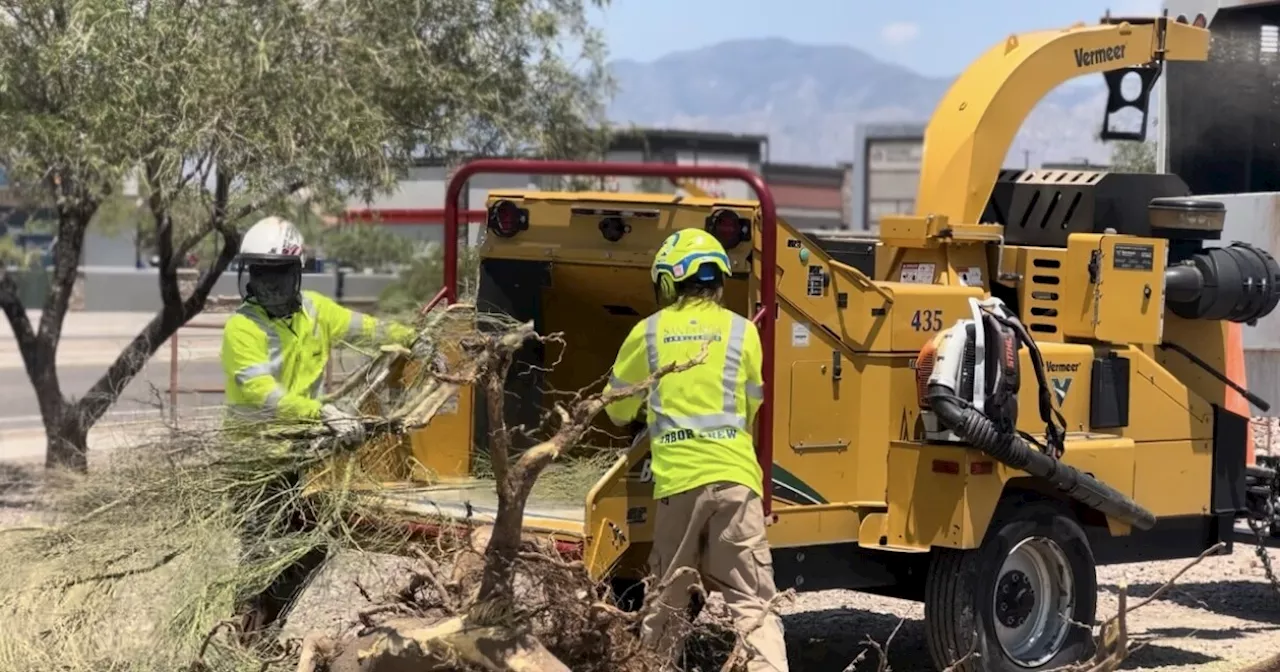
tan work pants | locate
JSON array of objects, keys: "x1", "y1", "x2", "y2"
[{"x1": 640, "y1": 482, "x2": 789, "y2": 672}]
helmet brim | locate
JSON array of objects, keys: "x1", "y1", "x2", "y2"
[
  {"x1": 240, "y1": 253, "x2": 303, "y2": 266},
  {"x1": 652, "y1": 251, "x2": 732, "y2": 283}
]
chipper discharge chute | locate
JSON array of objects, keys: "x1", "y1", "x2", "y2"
[{"x1": 351, "y1": 12, "x2": 1280, "y2": 672}]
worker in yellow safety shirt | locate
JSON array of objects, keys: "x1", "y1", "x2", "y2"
[
  {"x1": 220, "y1": 215, "x2": 416, "y2": 439},
  {"x1": 603, "y1": 228, "x2": 789, "y2": 672},
  {"x1": 220, "y1": 215, "x2": 417, "y2": 636}
]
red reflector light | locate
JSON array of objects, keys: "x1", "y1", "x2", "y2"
[
  {"x1": 932, "y1": 459, "x2": 961, "y2": 475},
  {"x1": 487, "y1": 200, "x2": 528, "y2": 238},
  {"x1": 705, "y1": 208, "x2": 747, "y2": 250},
  {"x1": 971, "y1": 461, "x2": 994, "y2": 475}
]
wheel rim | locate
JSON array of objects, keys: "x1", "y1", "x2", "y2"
[{"x1": 992, "y1": 536, "x2": 1075, "y2": 667}]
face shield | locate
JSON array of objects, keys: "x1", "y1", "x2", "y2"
[{"x1": 242, "y1": 260, "x2": 303, "y2": 318}]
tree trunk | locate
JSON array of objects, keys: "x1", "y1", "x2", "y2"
[
  {"x1": 476, "y1": 484, "x2": 527, "y2": 606},
  {"x1": 3, "y1": 172, "x2": 274, "y2": 473},
  {"x1": 44, "y1": 398, "x2": 89, "y2": 472}
]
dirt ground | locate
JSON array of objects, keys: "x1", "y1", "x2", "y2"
[
  {"x1": 5, "y1": 452, "x2": 1280, "y2": 671},
  {"x1": 272, "y1": 544, "x2": 1280, "y2": 672}
]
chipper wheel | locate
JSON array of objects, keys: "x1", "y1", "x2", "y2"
[{"x1": 924, "y1": 496, "x2": 1098, "y2": 672}]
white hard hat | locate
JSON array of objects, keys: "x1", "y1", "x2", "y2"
[{"x1": 239, "y1": 216, "x2": 306, "y2": 265}]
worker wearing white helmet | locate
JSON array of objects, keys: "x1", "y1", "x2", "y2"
[
  {"x1": 222, "y1": 216, "x2": 418, "y2": 636},
  {"x1": 220, "y1": 216, "x2": 416, "y2": 442}
]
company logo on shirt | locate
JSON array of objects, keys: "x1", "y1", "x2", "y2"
[{"x1": 663, "y1": 333, "x2": 722, "y2": 344}]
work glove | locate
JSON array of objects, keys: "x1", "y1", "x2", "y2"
[{"x1": 320, "y1": 403, "x2": 366, "y2": 447}]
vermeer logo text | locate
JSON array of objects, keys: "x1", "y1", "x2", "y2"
[{"x1": 1074, "y1": 44, "x2": 1126, "y2": 67}]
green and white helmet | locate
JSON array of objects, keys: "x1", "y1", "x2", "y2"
[{"x1": 651, "y1": 228, "x2": 732, "y2": 303}]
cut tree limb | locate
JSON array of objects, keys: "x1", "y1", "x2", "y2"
[
  {"x1": 475, "y1": 339, "x2": 709, "y2": 609},
  {"x1": 307, "y1": 324, "x2": 710, "y2": 672},
  {"x1": 1062, "y1": 541, "x2": 1225, "y2": 672}
]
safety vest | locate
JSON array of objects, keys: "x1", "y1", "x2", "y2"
[
  {"x1": 604, "y1": 299, "x2": 765, "y2": 500},
  {"x1": 220, "y1": 290, "x2": 414, "y2": 422}
]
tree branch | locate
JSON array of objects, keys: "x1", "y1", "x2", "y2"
[
  {"x1": 170, "y1": 149, "x2": 227, "y2": 267},
  {"x1": 35, "y1": 188, "x2": 93, "y2": 358},
  {"x1": 146, "y1": 158, "x2": 183, "y2": 310},
  {"x1": 483, "y1": 330, "x2": 520, "y2": 487},
  {"x1": 74, "y1": 170, "x2": 238, "y2": 429},
  {"x1": 231, "y1": 180, "x2": 306, "y2": 222},
  {"x1": 475, "y1": 342, "x2": 709, "y2": 606},
  {"x1": 180, "y1": 169, "x2": 238, "y2": 315},
  {"x1": 514, "y1": 344, "x2": 708, "y2": 493},
  {"x1": 76, "y1": 166, "x2": 285, "y2": 428},
  {"x1": 0, "y1": 268, "x2": 39, "y2": 381}
]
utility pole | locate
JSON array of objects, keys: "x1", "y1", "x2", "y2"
[{"x1": 1024, "y1": 150, "x2": 1031, "y2": 169}]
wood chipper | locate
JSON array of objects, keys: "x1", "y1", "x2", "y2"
[{"x1": 348, "y1": 13, "x2": 1280, "y2": 672}]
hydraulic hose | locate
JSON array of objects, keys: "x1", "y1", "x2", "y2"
[{"x1": 926, "y1": 384, "x2": 1157, "y2": 531}]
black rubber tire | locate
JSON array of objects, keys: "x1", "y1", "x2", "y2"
[{"x1": 924, "y1": 498, "x2": 1098, "y2": 672}]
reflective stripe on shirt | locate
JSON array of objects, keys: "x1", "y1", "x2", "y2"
[
  {"x1": 301, "y1": 296, "x2": 326, "y2": 395},
  {"x1": 303, "y1": 296, "x2": 320, "y2": 337},
  {"x1": 643, "y1": 312, "x2": 750, "y2": 434},
  {"x1": 345, "y1": 311, "x2": 364, "y2": 341},
  {"x1": 232, "y1": 303, "x2": 291, "y2": 413}
]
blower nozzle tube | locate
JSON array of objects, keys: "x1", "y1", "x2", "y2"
[{"x1": 926, "y1": 384, "x2": 1157, "y2": 531}]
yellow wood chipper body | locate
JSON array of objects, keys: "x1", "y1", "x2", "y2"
[{"x1": 351, "y1": 14, "x2": 1280, "y2": 671}]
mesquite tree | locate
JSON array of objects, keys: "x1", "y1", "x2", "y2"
[{"x1": 0, "y1": 0, "x2": 612, "y2": 471}]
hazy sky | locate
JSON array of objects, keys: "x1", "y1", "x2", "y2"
[{"x1": 591, "y1": 0, "x2": 1167, "y2": 76}]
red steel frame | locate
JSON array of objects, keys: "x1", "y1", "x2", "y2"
[{"x1": 430, "y1": 159, "x2": 780, "y2": 516}]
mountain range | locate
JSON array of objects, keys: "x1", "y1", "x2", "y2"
[{"x1": 605, "y1": 38, "x2": 1153, "y2": 168}]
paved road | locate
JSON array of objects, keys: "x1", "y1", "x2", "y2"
[
  {"x1": 0, "y1": 360, "x2": 226, "y2": 429},
  {"x1": 0, "y1": 311, "x2": 367, "y2": 431}
]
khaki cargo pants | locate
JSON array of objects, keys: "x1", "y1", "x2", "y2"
[{"x1": 640, "y1": 481, "x2": 789, "y2": 672}]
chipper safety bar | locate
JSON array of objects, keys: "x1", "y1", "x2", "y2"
[{"x1": 427, "y1": 158, "x2": 781, "y2": 515}]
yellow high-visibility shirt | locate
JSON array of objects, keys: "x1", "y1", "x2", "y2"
[
  {"x1": 603, "y1": 298, "x2": 765, "y2": 500},
  {"x1": 220, "y1": 290, "x2": 416, "y2": 421}
]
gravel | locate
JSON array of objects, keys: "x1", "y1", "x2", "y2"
[
  {"x1": 771, "y1": 547, "x2": 1280, "y2": 671},
  {"x1": 270, "y1": 541, "x2": 1280, "y2": 672}
]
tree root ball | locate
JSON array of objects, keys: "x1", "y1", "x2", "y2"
[{"x1": 323, "y1": 615, "x2": 569, "y2": 672}]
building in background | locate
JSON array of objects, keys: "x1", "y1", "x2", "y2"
[
  {"x1": 605, "y1": 128, "x2": 768, "y2": 198},
  {"x1": 762, "y1": 162, "x2": 852, "y2": 231},
  {"x1": 608, "y1": 130, "x2": 852, "y2": 229},
  {"x1": 342, "y1": 163, "x2": 529, "y2": 247},
  {"x1": 346, "y1": 127, "x2": 865, "y2": 242},
  {"x1": 851, "y1": 122, "x2": 926, "y2": 233}
]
